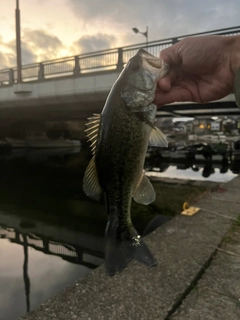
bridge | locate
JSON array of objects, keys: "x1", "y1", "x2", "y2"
[{"x1": 0, "y1": 26, "x2": 240, "y2": 138}]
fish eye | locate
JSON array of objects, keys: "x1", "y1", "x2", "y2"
[{"x1": 131, "y1": 64, "x2": 140, "y2": 72}]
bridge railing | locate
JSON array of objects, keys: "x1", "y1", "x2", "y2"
[{"x1": 1, "y1": 25, "x2": 240, "y2": 86}]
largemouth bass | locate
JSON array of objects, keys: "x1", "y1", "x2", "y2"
[{"x1": 83, "y1": 49, "x2": 169, "y2": 276}]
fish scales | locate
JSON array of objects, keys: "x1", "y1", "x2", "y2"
[{"x1": 97, "y1": 108, "x2": 149, "y2": 191}]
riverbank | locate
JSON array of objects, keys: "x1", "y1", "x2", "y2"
[{"x1": 20, "y1": 175, "x2": 240, "y2": 320}]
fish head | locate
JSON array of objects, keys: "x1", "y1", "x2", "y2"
[{"x1": 120, "y1": 49, "x2": 169, "y2": 109}]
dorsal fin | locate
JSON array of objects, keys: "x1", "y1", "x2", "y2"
[
  {"x1": 83, "y1": 156, "x2": 102, "y2": 201},
  {"x1": 84, "y1": 113, "x2": 101, "y2": 155},
  {"x1": 149, "y1": 126, "x2": 168, "y2": 147},
  {"x1": 133, "y1": 173, "x2": 156, "y2": 205}
]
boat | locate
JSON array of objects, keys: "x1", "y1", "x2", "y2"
[
  {"x1": 5, "y1": 138, "x2": 27, "y2": 148},
  {"x1": 199, "y1": 133, "x2": 227, "y2": 143},
  {"x1": 6, "y1": 131, "x2": 81, "y2": 149}
]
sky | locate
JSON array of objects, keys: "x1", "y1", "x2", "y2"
[{"x1": 0, "y1": 0, "x2": 240, "y2": 69}]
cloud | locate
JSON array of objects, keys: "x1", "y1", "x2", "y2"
[
  {"x1": 21, "y1": 44, "x2": 38, "y2": 65},
  {"x1": 0, "y1": 39, "x2": 16, "y2": 69},
  {"x1": 6, "y1": 39, "x2": 37, "y2": 66},
  {"x1": 73, "y1": 33, "x2": 117, "y2": 54},
  {"x1": 1, "y1": 0, "x2": 240, "y2": 70},
  {"x1": 23, "y1": 30, "x2": 63, "y2": 51},
  {"x1": 68, "y1": 0, "x2": 240, "y2": 44},
  {"x1": 22, "y1": 29, "x2": 64, "y2": 61},
  {"x1": 0, "y1": 29, "x2": 64, "y2": 69},
  {"x1": 0, "y1": 51, "x2": 11, "y2": 69}
]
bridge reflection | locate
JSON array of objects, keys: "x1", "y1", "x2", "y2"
[
  {"x1": 0, "y1": 221, "x2": 104, "y2": 314},
  {"x1": 0, "y1": 226, "x2": 104, "y2": 268}
]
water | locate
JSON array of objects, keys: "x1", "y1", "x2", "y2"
[
  {"x1": 0, "y1": 239, "x2": 90, "y2": 320},
  {"x1": 0, "y1": 147, "x2": 106, "y2": 320},
  {"x1": 0, "y1": 145, "x2": 238, "y2": 320}
]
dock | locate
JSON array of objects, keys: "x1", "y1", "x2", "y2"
[{"x1": 21, "y1": 175, "x2": 240, "y2": 320}]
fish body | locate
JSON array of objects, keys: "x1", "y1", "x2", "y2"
[{"x1": 83, "y1": 49, "x2": 169, "y2": 275}]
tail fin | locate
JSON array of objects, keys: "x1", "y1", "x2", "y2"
[{"x1": 105, "y1": 222, "x2": 157, "y2": 276}]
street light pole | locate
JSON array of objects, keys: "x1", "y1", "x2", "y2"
[
  {"x1": 16, "y1": 0, "x2": 22, "y2": 82},
  {"x1": 145, "y1": 26, "x2": 148, "y2": 48},
  {"x1": 132, "y1": 26, "x2": 148, "y2": 48}
]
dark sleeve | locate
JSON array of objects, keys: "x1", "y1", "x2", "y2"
[{"x1": 234, "y1": 67, "x2": 240, "y2": 107}]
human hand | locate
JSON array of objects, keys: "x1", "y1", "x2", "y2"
[{"x1": 154, "y1": 35, "x2": 240, "y2": 106}]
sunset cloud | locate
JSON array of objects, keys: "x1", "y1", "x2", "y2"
[
  {"x1": 74, "y1": 33, "x2": 117, "y2": 54},
  {"x1": 22, "y1": 29, "x2": 64, "y2": 61},
  {"x1": 0, "y1": 29, "x2": 65, "y2": 69}
]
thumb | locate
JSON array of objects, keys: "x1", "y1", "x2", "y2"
[{"x1": 160, "y1": 45, "x2": 180, "y2": 66}]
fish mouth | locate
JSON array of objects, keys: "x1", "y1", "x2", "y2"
[
  {"x1": 138, "y1": 49, "x2": 162, "y2": 68},
  {"x1": 137, "y1": 49, "x2": 169, "y2": 78}
]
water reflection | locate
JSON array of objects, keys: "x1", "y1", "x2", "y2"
[
  {"x1": 0, "y1": 219, "x2": 104, "y2": 320},
  {"x1": 0, "y1": 238, "x2": 92, "y2": 320},
  {"x1": 23, "y1": 234, "x2": 30, "y2": 313},
  {"x1": 146, "y1": 165, "x2": 238, "y2": 183},
  {"x1": 0, "y1": 225, "x2": 104, "y2": 268},
  {"x1": 145, "y1": 149, "x2": 239, "y2": 182}
]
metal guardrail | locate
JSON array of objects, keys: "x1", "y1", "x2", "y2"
[{"x1": 1, "y1": 25, "x2": 240, "y2": 85}]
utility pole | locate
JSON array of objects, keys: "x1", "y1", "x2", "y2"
[{"x1": 16, "y1": 0, "x2": 22, "y2": 82}]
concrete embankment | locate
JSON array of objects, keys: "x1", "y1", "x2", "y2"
[{"x1": 21, "y1": 176, "x2": 240, "y2": 320}]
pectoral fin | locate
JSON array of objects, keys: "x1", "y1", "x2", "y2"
[
  {"x1": 133, "y1": 174, "x2": 156, "y2": 205},
  {"x1": 83, "y1": 157, "x2": 102, "y2": 201},
  {"x1": 149, "y1": 127, "x2": 168, "y2": 147}
]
